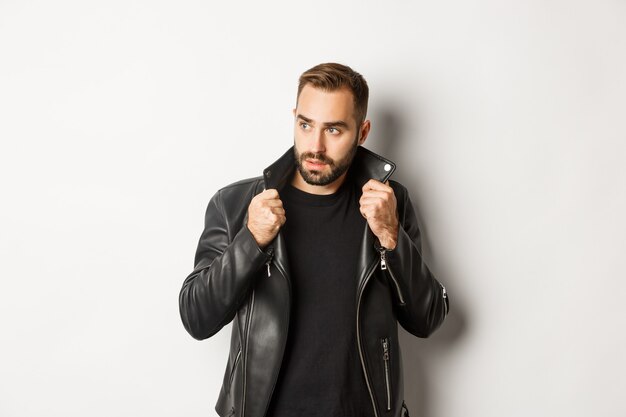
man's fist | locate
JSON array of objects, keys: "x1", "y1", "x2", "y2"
[
  {"x1": 247, "y1": 189, "x2": 286, "y2": 248},
  {"x1": 359, "y1": 180, "x2": 399, "y2": 250}
]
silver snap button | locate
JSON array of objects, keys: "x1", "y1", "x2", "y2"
[{"x1": 384, "y1": 164, "x2": 391, "y2": 172}]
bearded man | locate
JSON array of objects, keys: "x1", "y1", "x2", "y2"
[{"x1": 179, "y1": 62, "x2": 449, "y2": 417}]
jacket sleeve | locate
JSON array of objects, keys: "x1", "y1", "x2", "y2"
[
  {"x1": 384, "y1": 183, "x2": 449, "y2": 338},
  {"x1": 179, "y1": 189, "x2": 269, "y2": 340}
]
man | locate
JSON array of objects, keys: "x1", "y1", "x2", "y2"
[{"x1": 179, "y1": 63, "x2": 449, "y2": 417}]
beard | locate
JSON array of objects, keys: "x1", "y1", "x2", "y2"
[{"x1": 293, "y1": 135, "x2": 359, "y2": 186}]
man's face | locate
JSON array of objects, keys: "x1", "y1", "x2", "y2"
[{"x1": 293, "y1": 85, "x2": 368, "y2": 187}]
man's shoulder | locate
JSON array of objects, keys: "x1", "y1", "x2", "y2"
[
  {"x1": 217, "y1": 175, "x2": 264, "y2": 193},
  {"x1": 210, "y1": 175, "x2": 265, "y2": 206},
  {"x1": 204, "y1": 176, "x2": 264, "y2": 222}
]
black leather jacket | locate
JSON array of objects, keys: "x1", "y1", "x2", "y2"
[{"x1": 179, "y1": 146, "x2": 449, "y2": 417}]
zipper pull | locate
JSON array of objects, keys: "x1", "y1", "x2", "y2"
[
  {"x1": 265, "y1": 248, "x2": 274, "y2": 277},
  {"x1": 440, "y1": 283, "x2": 449, "y2": 315},
  {"x1": 382, "y1": 338, "x2": 389, "y2": 360},
  {"x1": 379, "y1": 248, "x2": 387, "y2": 271},
  {"x1": 381, "y1": 337, "x2": 392, "y2": 411}
]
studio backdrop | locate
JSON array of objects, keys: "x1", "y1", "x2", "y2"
[{"x1": 1, "y1": 1, "x2": 624, "y2": 416}]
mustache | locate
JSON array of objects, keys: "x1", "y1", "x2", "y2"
[{"x1": 299, "y1": 152, "x2": 335, "y2": 166}]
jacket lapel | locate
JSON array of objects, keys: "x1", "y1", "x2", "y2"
[
  {"x1": 262, "y1": 145, "x2": 395, "y2": 191},
  {"x1": 263, "y1": 147, "x2": 296, "y2": 191},
  {"x1": 262, "y1": 144, "x2": 397, "y2": 297}
]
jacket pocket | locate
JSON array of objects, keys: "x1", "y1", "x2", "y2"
[{"x1": 381, "y1": 337, "x2": 392, "y2": 411}]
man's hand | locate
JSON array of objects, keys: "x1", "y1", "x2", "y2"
[
  {"x1": 359, "y1": 180, "x2": 399, "y2": 250},
  {"x1": 247, "y1": 189, "x2": 286, "y2": 248}
]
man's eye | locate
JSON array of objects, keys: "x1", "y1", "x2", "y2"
[
  {"x1": 327, "y1": 127, "x2": 339, "y2": 134},
  {"x1": 300, "y1": 122, "x2": 310, "y2": 130}
]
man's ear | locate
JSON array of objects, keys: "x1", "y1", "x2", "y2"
[{"x1": 358, "y1": 120, "x2": 371, "y2": 145}]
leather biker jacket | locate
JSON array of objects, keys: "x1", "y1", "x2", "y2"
[{"x1": 179, "y1": 146, "x2": 449, "y2": 417}]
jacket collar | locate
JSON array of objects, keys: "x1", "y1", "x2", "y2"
[
  {"x1": 262, "y1": 145, "x2": 396, "y2": 191},
  {"x1": 261, "y1": 145, "x2": 397, "y2": 315}
]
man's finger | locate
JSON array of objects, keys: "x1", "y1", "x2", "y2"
[
  {"x1": 259, "y1": 188, "x2": 280, "y2": 199},
  {"x1": 361, "y1": 190, "x2": 391, "y2": 200},
  {"x1": 263, "y1": 199, "x2": 284, "y2": 208},
  {"x1": 362, "y1": 179, "x2": 391, "y2": 192},
  {"x1": 270, "y1": 207, "x2": 286, "y2": 216}
]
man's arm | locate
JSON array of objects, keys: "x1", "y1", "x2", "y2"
[
  {"x1": 384, "y1": 182, "x2": 449, "y2": 337},
  {"x1": 360, "y1": 180, "x2": 449, "y2": 338},
  {"x1": 178, "y1": 189, "x2": 270, "y2": 340}
]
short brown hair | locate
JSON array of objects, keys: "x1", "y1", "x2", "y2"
[{"x1": 297, "y1": 63, "x2": 369, "y2": 125}]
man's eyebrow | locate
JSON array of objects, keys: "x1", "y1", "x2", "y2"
[
  {"x1": 296, "y1": 114, "x2": 313, "y2": 123},
  {"x1": 296, "y1": 114, "x2": 349, "y2": 129},
  {"x1": 323, "y1": 120, "x2": 349, "y2": 129}
]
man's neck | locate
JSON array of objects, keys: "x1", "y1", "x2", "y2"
[{"x1": 290, "y1": 171, "x2": 348, "y2": 195}]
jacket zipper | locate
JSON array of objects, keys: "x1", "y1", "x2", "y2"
[
  {"x1": 260, "y1": 256, "x2": 291, "y2": 417},
  {"x1": 441, "y1": 283, "x2": 449, "y2": 315},
  {"x1": 357, "y1": 257, "x2": 382, "y2": 417},
  {"x1": 241, "y1": 289, "x2": 255, "y2": 417},
  {"x1": 242, "y1": 246, "x2": 277, "y2": 415},
  {"x1": 380, "y1": 243, "x2": 448, "y2": 315},
  {"x1": 265, "y1": 247, "x2": 274, "y2": 277},
  {"x1": 379, "y1": 247, "x2": 405, "y2": 304},
  {"x1": 381, "y1": 338, "x2": 391, "y2": 411}
]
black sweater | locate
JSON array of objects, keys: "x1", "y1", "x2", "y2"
[{"x1": 266, "y1": 178, "x2": 374, "y2": 417}]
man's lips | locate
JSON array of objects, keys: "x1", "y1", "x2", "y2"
[{"x1": 305, "y1": 159, "x2": 328, "y2": 169}]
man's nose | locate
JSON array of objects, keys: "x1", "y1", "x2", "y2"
[{"x1": 311, "y1": 129, "x2": 326, "y2": 153}]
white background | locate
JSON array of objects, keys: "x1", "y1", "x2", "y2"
[{"x1": 1, "y1": 1, "x2": 625, "y2": 416}]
